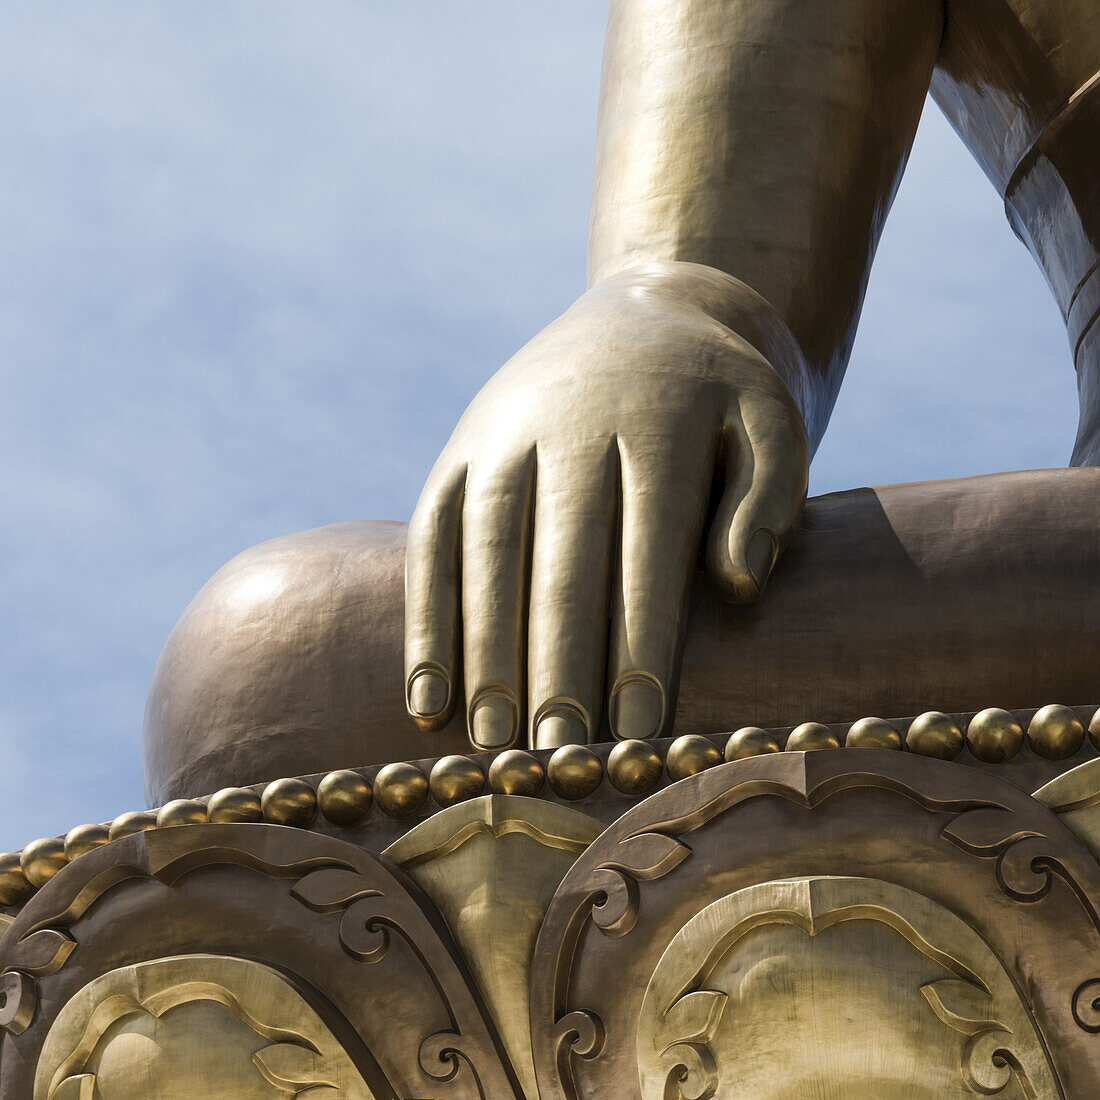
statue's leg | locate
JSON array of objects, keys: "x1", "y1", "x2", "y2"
[
  {"x1": 144, "y1": 470, "x2": 1100, "y2": 804},
  {"x1": 932, "y1": 0, "x2": 1100, "y2": 464}
]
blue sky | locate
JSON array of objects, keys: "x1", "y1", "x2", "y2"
[{"x1": 0, "y1": 4, "x2": 1078, "y2": 848}]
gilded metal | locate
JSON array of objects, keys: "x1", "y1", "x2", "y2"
[
  {"x1": 317, "y1": 770, "x2": 373, "y2": 825},
  {"x1": 108, "y1": 811, "x2": 157, "y2": 840},
  {"x1": 260, "y1": 778, "x2": 317, "y2": 828},
  {"x1": 785, "y1": 722, "x2": 840, "y2": 752},
  {"x1": 606, "y1": 740, "x2": 663, "y2": 796},
  {"x1": 547, "y1": 745, "x2": 604, "y2": 801},
  {"x1": 906, "y1": 712, "x2": 965, "y2": 761},
  {"x1": 1092, "y1": 707, "x2": 1100, "y2": 749},
  {"x1": 429, "y1": 755, "x2": 486, "y2": 808},
  {"x1": 144, "y1": 471, "x2": 1100, "y2": 802},
  {"x1": 0, "y1": 853, "x2": 32, "y2": 907},
  {"x1": 967, "y1": 708, "x2": 1025, "y2": 763},
  {"x1": 723, "y1": 726, "x2": 781, "y2": 760},
  {"x1": 207, "y1": 786, "x2": 264, "y2": 824},
  {"x1": 665, "y1": 734, "x2": 722, "y2": 781},
  {"x1": 20, "y1": 839, "x2": 67, "y2": 889},
  {"x1": 156, "y1": 798, "x2": 209, "y2": 828},
  {"x1": 373, "y1": 762, "x2": 429, "y2": 818},
  {"x1": 487, "y1": 750, "x2": 546, "y2": 798},
  {"x1": 62, "y1": 824, "x2": 110, "y2": 861},
  {"x1": 844, "y1": 717, "x2": 903, "y2": 750},
  {"x1": 1028, "y1": 703, "x2": 1086, "y2": 760}
]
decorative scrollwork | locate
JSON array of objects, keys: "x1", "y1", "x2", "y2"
[
  {"x1": 1072, "y1": 979, "x2": 1100, "y2": 1033},
  {"x1": 0, "y1": 970, "x2": 35, "y2": 1035}
]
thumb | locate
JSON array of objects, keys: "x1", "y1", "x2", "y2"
[{"x1": 706, "y1": 399, "x2": 809, "y2": 603}]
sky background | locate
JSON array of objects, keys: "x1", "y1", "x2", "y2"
[{"x1": 0, "y1": 3, "x2": 1078, "y2": 847}]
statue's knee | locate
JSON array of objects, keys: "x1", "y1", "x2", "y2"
[{"x1": 141, "y1": 520, "x2": 468, "y2": 804}]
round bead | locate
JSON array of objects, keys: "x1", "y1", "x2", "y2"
[
  {"x1": 608, "y1": 739, "x2": 663, "y2": 795},
  {"x1": 109, "y1": 811, "x2": 158, "y2": 841},
  {"x1": 317, "y1": 770, "x2": 372, "y2": 825},
  {"x1": 1028, "y1": 704, "x2": 1085, "y2": 760},
  {"x1": 261, "y1": 778, "x2": 318, "y2": 827},
  {"x1": 666, "y1": 735, "x2": 722, "y2": 782},
  {"x1": 547, "y1": 744, "x2": 604, "y2": 800},
  {"x1": 374, "y1": 763, "x2": 429, "y2": 817},
  {"x1": 64, "y1": 823, "x2": 111, "y2": 861},
  {"x1": 786, "y1": 723, "x2": 840, "y2": 752},
  {"x1": 1091, "y1": 706, "x2": 1100, "y2": 751},
  {"x1": 21, "y1": 837, "x2": 68, "y2": 888},
  {"x1": 845, "y1": 717, "x2": 902, "y2": 750},
  {"x1": 208, "y1": 787, "x2": 263, "y2": 824},
  {"x1": 430, "y1": 756, "x2": 485, "y2": 808},
  {"x1": 156, "y1": 799, "x2": 209, "y2": 828},
  {"x1": 0, "y1": 852, "x2": 33, "y2": 906},
  {"x1": 487, "y1": 750, "x2": 545, "y2": 797},
  {"x1": 906, "y1": 712, "x2": 964, "y2": 760},
  {"x1": 724, "y1": 727, "x2": 781, "y2": 761},
  {"x1": 967, "y1": 708, "x2": 1024, "y2": 763}
]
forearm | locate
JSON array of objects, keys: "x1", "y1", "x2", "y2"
[{"x1": 588, "y1": 0, "x2": 943, "y2": 447}]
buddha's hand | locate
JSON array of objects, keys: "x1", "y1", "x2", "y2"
[{"x1": 404, "y1": 262, "x2": 811, "y2": 751}]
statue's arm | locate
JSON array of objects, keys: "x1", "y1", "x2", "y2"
[
  {"x1": 589, "y1": 0, "x2": 944, "y2": 447},
  {"x1": 404, "y1": 0, "x2": 944, "y2": 753}
]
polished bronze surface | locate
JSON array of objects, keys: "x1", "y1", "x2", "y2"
[
  {"x1": 144, "y1": 470, "x2": 1100, "y2": 801},
  {"x1": 723, "y1": 726, "x2": 781, "y2": 760},
  {"x1": 1028, "y1": 702, "x2": 1087, "y2": 759},
  {"x1": 905, "y1": 711, "x2": 965, "y2": 761},
  {"x1": 19, "y1": 838, "x2": 67, "y2": 889},
  {"x1": 207, "y1": 785, "x2": 264, "y2": 824},
  {"x1": 61, "y1": 824, "x2": 109, "y2": 862},
  {"x1": 372, "y1": 761, "x2": 429, "y2": 818},
  {"x1": 665, "y1": 734, "x2": 723, "y2": 781},
  {"x1": 606, "y1": 739, "x2": 663, "y2": 796},
  {"x1": 546, "y1": 744, "x2": 604, "y2": 801},
  {"x1": 487, "y1": 749, "x2": 546, "y2": 798},
  {"x1": 429, "y1": 755, "x2": 486, "y2": 809},
  {"x1": 785, "y1": 722, "x2": 840, "y2": 752},
  {"x1": 317, "y1": 769, "x2": 372, "y2": 826},
  {"x1": 844, "y1": 717, "x2": 903, "y2": 750},
  {"x1": 156, "y1": 798, "x2": 209, "y2": 828},
  {"x1": 967, "y1": 707, "x2": 1026, "y2": 763},
  {"x1": 259, "y1": 777, "x2": 317, "y2": 828},
  {"x1": 107, "y1": 810, "x2": 157, "y2": 840}
]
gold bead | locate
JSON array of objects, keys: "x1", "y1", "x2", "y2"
[
  {"x1": 906, "y1": 712, "x2": 964, "y2": 760},
  {"x1": 374, "y1": 762, "x2": 429, "y2": 817},
  {"x1": 967, "y1": 708, "x2": 1024, "y2": 763},
  {"x1": 21, "y1": 837, "x2": 68, "y2": 888},
  {"x1": 109, "y1": 811, "x2": 158, "y2": 841},
  {"x1": 430, "y1": 756, "x2": 485, "y2": 808},
  {"x1": 208, "y1": 787, "x2": 263, "y2": 823},
  {"x1": 845, "y1": 717, "x2": 902, "y2": 750},
  {"x1": 785, "y1": 723, "x2": 840, "y2": 752},
  {"x1": 0, "y1": 852, "x2": 33, "y2": 906},
  {"x1": 156, "y1": 799, "x2": 209, "y2": 828},
  {"x1": 1028, "y1": 704, "x2": 1085, "y2": 760},
  {"x1": 487, "y1": 749, "x2": 545, "y2": 797},
  {"x1": 724, "y1": 726, "x2": 781, "y2": 760},
  {"x1": 608, "y1": 739, "x2": 663, "y2": 795},
  {"x1": 666, "y1": 735, "x2": 721, "y2": 782},
  {"x1": 547, "y1": 744, "x2": 604, "y2": 800},
  {"x1": 317, "y1": 770, "x2": 372, "y2": 825},
  {"x1": 1091, "y1": 706, "x2": 1100, "y2": 751},
  {"x1": 64, "y1": 823, "x2": 110, "y2": 861},
  {"x1": 261, "y1": 778, "x2": 318, "y2": 827}
]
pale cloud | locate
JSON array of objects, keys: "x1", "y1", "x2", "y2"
[{"x1": 0, "y1": 4, "x2": 1079, "y2": 844}]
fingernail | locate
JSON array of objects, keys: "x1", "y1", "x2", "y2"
[
  {"x1": 470, "y1": 695, "x2": 517, "y2": 750},
  {"x1": 535, "y1": 710, "x2": 588, "y2": 750},
  {"x1": 408, "y1": 669, "x2": 449, "y2": 719},
  {"x1": 746, "y1": 528, "x2": 778, "y2": 595},
  {"x1": 611, "y1": 679, "x2": 664, "y2": 740}
]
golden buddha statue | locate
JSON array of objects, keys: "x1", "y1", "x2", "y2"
[{"x1": 143, "y1": 0, "x2": 1099, "y2": 803}]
